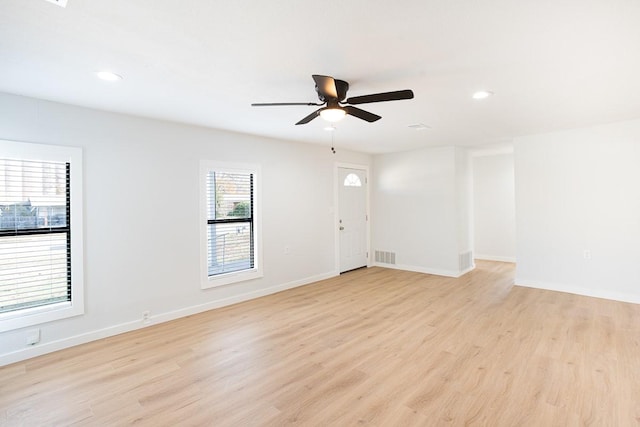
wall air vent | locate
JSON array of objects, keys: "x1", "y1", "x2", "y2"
[
  {"x1": 459, "y1": 251, "x2": 473, "y2": 271},
  {"x1": 375, "y1": 250, "x2": 396, "y2": 265},
  {"x1": 44, "y1": 0, "x2": 68, "y2": 7}
]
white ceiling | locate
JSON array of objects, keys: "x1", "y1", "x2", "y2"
[{"x1": 2, "y1": 0, "x2": 640, "y2": 153}]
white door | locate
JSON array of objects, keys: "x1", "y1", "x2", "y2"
[{"x1": 338, "y1": 167, "x2": 368, "y2": 272}]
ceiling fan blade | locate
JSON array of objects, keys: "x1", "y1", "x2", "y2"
[
  {"x1": 346, "y1": 89, "x2": 414, "y2": 105},
  {"x1": 295, "y1": 109, "x2": 321, "y2": 125},
  {"x1": 312, "y1": 75, "x2": 338, "y2": 100},
  {"x1": 344, "y1": 106, "x2": 381, "y2": 123},
  {"x1": 251, "y1": 102, "x2": 323, "y2": 106}
]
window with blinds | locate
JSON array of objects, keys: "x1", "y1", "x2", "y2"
[
  {"x1": 0, "y1": 159, "x2": 71, "y2": 314},
  {"x1": 206, "y1": 171, "x2": 254, "y2": 277}
]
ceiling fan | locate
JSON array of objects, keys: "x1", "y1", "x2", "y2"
[{"x1": 251, "y1": 75, "x2": 414, "y2": 125}]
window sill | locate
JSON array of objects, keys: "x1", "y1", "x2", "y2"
[
  {"x1": 202, "y1": 268, "x2": 263, "y2": 289},
  {"x1": 0, "y1": 301, "x2": 83, "y2": 333}
]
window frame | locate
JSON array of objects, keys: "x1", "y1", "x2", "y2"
[
  {"x1": 0, "y1": 140, "x2": 84, "y2": 333},
  {"x1": 199, "y1": 160, "x2": 262, "y2": 289}
]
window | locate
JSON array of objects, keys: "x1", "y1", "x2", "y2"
[
  {"x1": 200, "y1": 161, "x2": 262, "y2": 288},
  {"x1": 343, "y1": 173, "x2": 362, "y2": 187},
  {"x1": 0, "y1": 140, "x2": 83, "y2": 332}
]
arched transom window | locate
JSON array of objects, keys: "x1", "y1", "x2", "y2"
[{"x1": 343, "y1": 173, "x2": 362, "y2": 187}]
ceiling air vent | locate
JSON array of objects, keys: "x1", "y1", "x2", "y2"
[
  {"x1": 408, "y1": 123, "x2": 431, "y2": 131},
  {"x1": 43, "y1": 0, "x2": 68, "y2": 7}
]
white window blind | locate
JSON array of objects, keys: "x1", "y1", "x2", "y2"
[
  {"x1": 0, "y1": 159, "x2": 71, "y2": 314},
  {"x1": 206, "y1": 171, "x2": 254, "y2": 276}
]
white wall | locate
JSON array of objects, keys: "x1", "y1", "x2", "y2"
[
  {"x1": 472, "y1": 152, "x2": 516, "y2": 262},
  {"x1": 371, "y1": 146, "x2": 472, "y2": 277},
  {"x1": 515, "y1": 119, "x2": 640, "y2": 303},
  {"x1": 0, "y1": 92, "x2": 370, "y2": 365},
  {"x1": 455, "y1": 147, "x2": 473, "y2": 264}
]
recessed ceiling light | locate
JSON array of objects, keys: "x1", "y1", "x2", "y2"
[
  {"x1": 96, "y1": 71, "x2": 123, "y2": 82},
  {"x1": 472, "y1": 90, "x2": 493, "y2": 100},
  {"x1": 43, "y1": 0, "x2": 68, "y2": 7},
  {"x1": 408, "y1": 123, "x2": 431, "y2": 131}
]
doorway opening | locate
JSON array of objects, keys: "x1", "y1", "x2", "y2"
[{"x1": 336, "y1": 165, "x2": 369, "y2": 273}]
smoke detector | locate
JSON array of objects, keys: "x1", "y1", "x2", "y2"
[{"x1": 44, "y1": 0, "x2": 68, "y2": 7}]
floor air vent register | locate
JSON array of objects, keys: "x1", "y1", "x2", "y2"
[{"x1": 375, "y1": 250, "x2": 396, "y2": 265}]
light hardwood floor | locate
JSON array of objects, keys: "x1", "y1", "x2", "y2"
[{"x1": 2, "y1": 261, "x2": 640, "y2": 426}]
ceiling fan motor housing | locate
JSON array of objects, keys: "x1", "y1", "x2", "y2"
[
  {"x1": 315, "y1": 79, "x2": 349, "y2": 102},
  {"x1": 334, "y1": 79, "x2": 349, "y2": 102}
]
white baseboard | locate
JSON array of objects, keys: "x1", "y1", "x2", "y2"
[
  {"x1": 457, "y1": 265, "x2": 476, "y2": 277},
  {"x1": 515, "y1": 278, "x2": 640, "y2": 305},
  {"x1": 475, "y1": 254, "x2": 516, "y2": 263},
  {"x1": 0, "y1": 271, "x2": 337, "y2": 367},
  {"x1": 152, "y1": 271, "x2": 338, "y2": 325},
  {"x1": 373, "y1": 262, "x2": 474, "y2": 278}
]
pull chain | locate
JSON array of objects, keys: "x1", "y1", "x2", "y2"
[{"x1": 331, "y1": 127, "x2": 336, "y2": 154}]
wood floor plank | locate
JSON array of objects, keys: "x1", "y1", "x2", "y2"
[{"x1": 2, "y1": 261, "x2": 640, "y2": 426}]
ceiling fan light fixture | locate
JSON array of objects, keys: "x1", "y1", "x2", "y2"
[{"x1": 320, "y1": 107, "x2": 346, "y2": 123}]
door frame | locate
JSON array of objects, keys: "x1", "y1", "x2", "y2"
[{"x1": 334, "y1": 162, "x2": 371, "y2": 273}]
